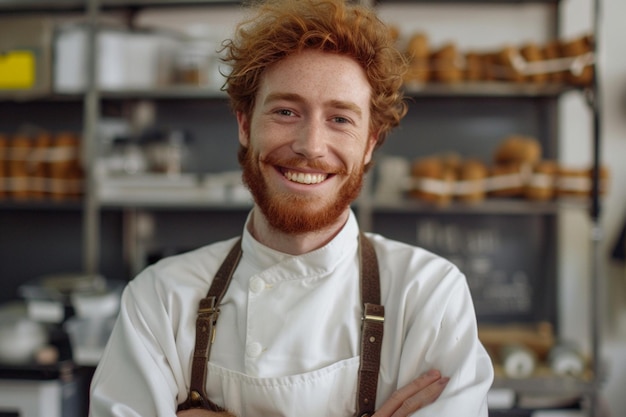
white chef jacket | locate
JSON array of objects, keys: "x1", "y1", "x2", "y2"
[{"x1": 89, "y1": 210, "x2": 493, "y2": 417}]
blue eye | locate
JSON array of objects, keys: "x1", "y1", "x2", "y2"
[{"x1": 278, "y1": 109, "x2": 294, "y2": 116}]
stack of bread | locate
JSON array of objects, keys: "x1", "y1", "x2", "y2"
[
  {"x1": 399, "y1": 30, "x2": 594, "y2": 87},
  {"x1": 489, "y1": 135, "x2": 542, "y2": 198},
  {"x1": 409, "y1": 153, "x2": 489, "y2": 205},
  {"x1": 408, "y1": 134, "x2": 608, "y2": 205}
]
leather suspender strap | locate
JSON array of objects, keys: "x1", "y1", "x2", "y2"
[
  {"x1": 179, "y1": 233, "x2": 384, "y2": 417},
  {"x1": 356, "y1": 232, "x2": 385, "y2": 417},
  {"x1": 178, "y1": 238, "x2": 242, "y2": 412}
]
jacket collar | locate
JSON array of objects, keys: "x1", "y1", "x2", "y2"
[{"x1": 240, "y1": 209, "x2": 360, "y2": 279}]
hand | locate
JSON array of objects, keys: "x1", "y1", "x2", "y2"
[
  {"x1": 373, "y1": 370, "x2": 449, "y2": 417},
  {"x1": 177, "y1": 410, "x2": 236, "y2": 417}
]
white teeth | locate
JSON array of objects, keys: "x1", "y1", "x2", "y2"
[{"x1": 285, "y1": 171, "x2": 327, "y2": 184}]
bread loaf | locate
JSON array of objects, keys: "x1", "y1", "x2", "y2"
[
  {"x1": 525, "y1": 160, "x2": 558, "y2": 200},
  {"x1": 404, "y1": 33, "x2": 430, "y2": 83},
  {"x1": 410, "y1": 156, "x2": 456, "y2": 205},
  {"x1": 456, "y1": 159, "x2": 489, "y2": 202},
  {"x1": 561, "y1": 35, "x2": 594, "y2": 87},
  {"x1": 494, "y1": 135, "x2": 542, "y2": 166},
  {"x1": 430, "y1": 43, "x2": 463, "y2": 83}
]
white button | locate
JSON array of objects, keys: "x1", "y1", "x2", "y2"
[
  {"x1": 250, "y1": 277, "x2": 266, "y2": 294},
  {"x1": 246, "y1": 342, "x2": 263, "y2": 358}
]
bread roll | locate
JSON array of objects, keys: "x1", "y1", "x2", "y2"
[
  {"x1": 557, "y1": 165, "x2": 609, "y2": 198},
  {"x1": 488, "y1": 163, "x2": 527, "y2": 197},
  {"x1": 456, "y1": 159, "x2": 488, "y2": 202},
  {"x1": 404, "y1": 33, "x2": 430, "y2": 83},
  {"x1": 561, "y1": 34, "x2": 594, "y2": 87},
  {"x1": 525, "y1": 160, "x2": 558, "y2": 200},
  {"x1": 464, "y1": 52, "x2": 485, "y2": 81},
  {"x1": 541, "y1": 40, "x2": 566, "y2": 83},
  {"x1": 494, "y1": 46, "x2": 525, "y2": 83},
  {"x1": 494, "y1": 135, "x2": 542, "y2": 166},
  {"x1": 410, "y1": 156, "x2": 456, "y2": 205},
  {"x1": 430, "y1": 43, "x2": 463, "y2": 83},
  {"x1": 520, "y1": 42, "x2": 548, "y2": 83}
]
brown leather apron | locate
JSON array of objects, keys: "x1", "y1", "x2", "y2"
[{"x1": 178, "y1": 232, "x2": 384, "y2": 417}]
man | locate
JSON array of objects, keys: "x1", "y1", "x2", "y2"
[{"x1": 89, "y1": 0, "x2": 493, "y2": 416}]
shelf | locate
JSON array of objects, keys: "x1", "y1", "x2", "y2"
[
  {"x1": 96, "y1": 173, "x2": 254, "y2": 209},
  {"x1": 0, "y1": 92, "x2": 83, "y2": 103},
  {"x1": 0, "y1": 0, "x2": 239, "y2": 14},
  {"x1": 98, "y1": 86, "x2": 227, "y2": 100},
  {"x1": 0, "y1": 83, "x2": 575, "y2": 103},
  {"x1": 94, "y1": 195, "x2": 591, "y2": 213},
  {"x1": 369, "y1": 197, "x2": 589, "y2": 215},
  {"x1": 99, "y1": 196, "x2": 253, "y2": 210},
  {"x1": 0, "y1": 87, "x2": 227, "y2": 102},
  {"x1": 404, "y1": 82, "x2": 574, "y2": 98},
  {"x1": 0, "y1": 199, "x2": 83, "y2": 211}
]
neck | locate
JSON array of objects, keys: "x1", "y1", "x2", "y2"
[{"x1": 247, "y1": 206, "x2": 350, "y2": 255}]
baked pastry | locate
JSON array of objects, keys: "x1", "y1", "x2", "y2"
[
  {"x1": 404, "y1": 33, "x2": 430, "y2": 83},
  {"x1": 561, "y1": 34, "x2": 594, "y2": 87},
  {"x1": 520, "y1": 42, "x2": 548, "y2": 83},
  {"x1": 541, "y1": 40, "x2": 567, "y2": 83},
  {"x1": 525, "y1": 160, "x2": 558, "y2": 200},
  {"x1": 464, "y1": 52, "x2": 485, "y2": 82},
  {"x1": 456, "y1": 159, "x2": 489, "y2": 203},
  {"x1": 557, "y1": 165, "x2": 609, "y2": 198},
  {"x1": 494, "y1": 135, "x2": 542, "y2": 166},
  {"x1": 494, "y1": 45, "x2": 525, "y2": 83},
  {"x1": 410, "y1": 156, "x2": 456, "y2": 205},
  {"x1": 488, "y1": 163, "x2": 528, "y2": 197},
  {"x1": 430, "y1": 43, "x2": 463, "y2": 83},
  {"x1": 406, "y1": 32, "x2": 429, "y2": 60},
  {"x1": 388, "y1": 25, "x2": 400, "y2": 43}
]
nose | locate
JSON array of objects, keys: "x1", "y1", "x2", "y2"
[{"x1": 291, "y1": 120, "x2": 327, "y2": 159}]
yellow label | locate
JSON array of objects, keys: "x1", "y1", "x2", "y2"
[{"x1": 0, "y1": 50, "x2": 36, "y2": 89}]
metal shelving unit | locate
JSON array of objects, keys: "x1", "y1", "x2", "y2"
[{"x1": 0, "y1": 0, "x2": 604, "y2": 415}]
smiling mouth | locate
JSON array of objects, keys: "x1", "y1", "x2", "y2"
[{"x1": 283, "y1": 169, "x2": 329, "y2": 184}]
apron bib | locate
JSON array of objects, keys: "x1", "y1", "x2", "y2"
[
  {"x1": 178, "y1": 233, "x2": 383, "y2": 417},
  {"x1": 206, "y1": 357, "x2": 360, "y2": 416}
]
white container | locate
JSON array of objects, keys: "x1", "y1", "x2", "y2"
[
  {"x1": 54, "y1": 24, "x2": 179, "y2": 92},
  {"x1": 65, "y1": 316, "x2": 116, "y2": 366},
  {"x1": 70, "y1": 279, "x2": 124, "y2": 319},
  {"x1": 0, "y1": 303, "x2": 47, "y2": 365}
]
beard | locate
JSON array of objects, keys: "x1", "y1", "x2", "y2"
[{"x1": 238, "y1": 145, "x2": 366, "y2": 235}]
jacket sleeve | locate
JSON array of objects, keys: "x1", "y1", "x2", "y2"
[
  {"x1": 405, "y1": 267, "x2": 493, "y2": 417},
  {"x1": 89, "y1": 268, "x2": 187, "y2": 417},
  {"x1": 375, "y1": 240, "x2": 494, "y2": 417}
]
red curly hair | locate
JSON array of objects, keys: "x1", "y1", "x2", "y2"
[{"x1": 221, "y1": 0, "x2": 408, "y2": 149}]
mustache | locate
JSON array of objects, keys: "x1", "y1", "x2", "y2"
[{"x1": 261, "y1": 155, "x2": 348, "y2": 176}]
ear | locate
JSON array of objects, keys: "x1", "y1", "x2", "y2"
[
  {"x1": 236, "y1": 111, "x2": 250, "y2": 147},
  {"x1": 363, "y1": 133, "x2": 378, "y2": 165}
]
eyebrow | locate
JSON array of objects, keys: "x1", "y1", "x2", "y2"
[{"x1": 264, "y1": 92, "x2": 363, "y2": 119}]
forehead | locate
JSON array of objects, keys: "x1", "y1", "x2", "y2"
[{"x1": 257, "y1": 50, "x2": 372, "y2": 109}]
